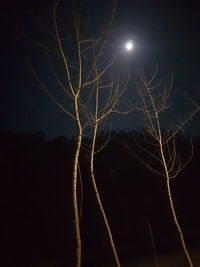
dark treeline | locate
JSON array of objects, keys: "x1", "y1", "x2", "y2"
[{"x1": 1, "y1": 129, "x2": 200, "y2": 266}]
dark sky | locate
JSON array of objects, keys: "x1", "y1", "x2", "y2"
[{"x1": 1, "y1": 0, "x2": 200, "y2": 139}]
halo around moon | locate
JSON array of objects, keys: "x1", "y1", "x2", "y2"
[{"x1": 125, "y1": 41, "x2": 134, "y2": 51}]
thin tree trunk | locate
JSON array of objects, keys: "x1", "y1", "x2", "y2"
[
  {"x1": 153, "y1": 112, "x2": 194, "y2": 267},
  {"x1": 159, "y1": 136, "x2": 193, "y2": 267},
  {"x1": 72, "y1": 98, "x2": 82, "y2": 267},
  {"x1": 166, "y1": 178, "x2": 193, "y2": 267},
  {"x1": 90, "y1": 124, "x2": 120, "y2": 267}
]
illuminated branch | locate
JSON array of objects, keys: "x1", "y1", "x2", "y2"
[
  {"x1": 48, "y1": 58, "x2": 74, "y2": 99},
  {"x1": 82, "y1": 55, "x2": 117, "y2": 87},
  {"x1": 30, "y1": 61, "x2": 75, "y2": 119},
  {"x1": 53, "y1": 0, "x2": 75, "y2": 97}
]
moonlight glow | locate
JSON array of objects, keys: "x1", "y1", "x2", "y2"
[{"x1": 125, "y1": 41, "x2": 134, "y2": 51}]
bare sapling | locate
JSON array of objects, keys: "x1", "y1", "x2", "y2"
[{"x1": 124, "y1": 65, "x2": 199, "y2": 267}]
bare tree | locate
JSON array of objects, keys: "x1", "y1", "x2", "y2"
[
  {"x1": 80, "y1": 48, "x2": 131, "y2": 266},
  {"x1": 124, "y1": 66, "x2": 199, "y2": 267},
  {"x1": 30, "y1": 0, "x2": 130, "y2": 266}
]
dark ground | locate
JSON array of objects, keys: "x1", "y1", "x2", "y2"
[{"x1": 1, "y1": 130, "x2": 200, "y2": 266}]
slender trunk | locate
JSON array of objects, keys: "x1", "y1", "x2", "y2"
[
  {"x1": 72, "y1": 98, "x2": 82, "y2": 267},
  {"x1": 166, "y1": 178, "x2": 193, "y2": 267},
  {"x1": 158, "y1": 136, "x2": 193, "y2": 267},
  {"x1": 90, "y1": 124, "x2": 120, "y2": 267}
]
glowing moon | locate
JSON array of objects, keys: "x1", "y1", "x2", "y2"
[{"x1": 125, "y1": 41, "x2": 134, "y2": 51}]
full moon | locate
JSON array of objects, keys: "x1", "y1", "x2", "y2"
[{"x1": 125, "y1": 41, "x2": 134, "y2": 51}]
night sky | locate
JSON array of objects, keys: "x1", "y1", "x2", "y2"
[
  {"x1": 1, "y1": 0, "x2": 200, "y2": 139},
  {"x1": 1, "y1": 2, "x2": 200, "y2": 266}
]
